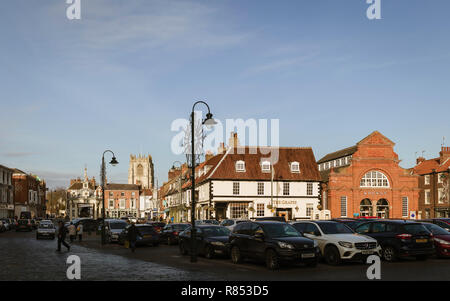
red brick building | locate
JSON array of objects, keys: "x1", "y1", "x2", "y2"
[
  {"x1": 413, "y1": 147, "x2": 450, "y2": 219},
  {"x1": 12, "y1": 169, "x2": 47, "y2": 218},
  {"x1": 104, "y1": 184, "x2": 140, "y2": 218},
  {"x1": 318, "y1": 131, "x2": 419, "y2": 219}
]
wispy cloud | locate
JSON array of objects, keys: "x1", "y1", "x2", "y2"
[{"x1": 3, "y1": 152, "x2": 35, "y2": 158}]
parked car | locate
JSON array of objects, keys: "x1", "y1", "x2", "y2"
[
  {"x1": 160, "y1": 223, "x2": 191, "y2": 245},
  {"x1": 0, "y1": 219, "x2": 11, "y2": 231},
  {"x1": 0, "y1": 220, "x2": 5, "y2": 232},
  {"x1": 36, "y1": 222, "x2": 56, "y2": 239},
  {"x1": 252, "y1": 217, "x2": 287, "y2": 222},
  {"x1": 8, "y1": 218, "x2": 17, "y2": 230},
  {"x1": 71, "y1": 218, "x2": 100, "y2": 233},
  {"x1": 146, "y1": 222, "x2": 166, "y2": 233},
  {"x1": 195, "y1": 220, "x2": 220, "y2": 225},
  {"x1": 105, "y1": 219, "x2": 128, "y2": 243},
  {"x1": 137, "y1": 218, "x2": 147, "y2": 224},
  {"x1": 118, "y1": 224, "x2": 160, "y2": 247},
  {"x1": 420, "y1": 222, "x2": 450, "y2": 258},
  {"x1": 16, "y1": 219, "x2": 33, "y2": 232},
  {"x1": 220, "y1": 219, "x2": 249, "y2": 231},
  {"x1": 333, "y1": 218, "x2": 379, "y2": 230},
  {"x1": 354, "y1": 220, "x2": 435, "y2": 262},
  {"x1": 229, "y1": 221, "x2": 319, "y2": 270},
  {"x1": 421, "y1": 219, "x2": 450, "y2": 232},
  {"x1": 291, "y1": 220, "x2": 381, "y2": 265},
  {"x1": 179, "y1": 225, "x2": 231, "y2": 259}
]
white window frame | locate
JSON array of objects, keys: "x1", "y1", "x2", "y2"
[
  {"x1": 257, "y1": 182, "x2": 264, "y2": 195},
  {"x1": 360, "y1": 170, "x2": 390, "y2": 188},
  {"x1": 233, "y1": 182, "x2": 240, "y2": 195},
  {"x1": 424, "y1": 175, "x2": 430, "y2": 185},
  {"x1": 307, "y1": 183, "x2": 313, "y2": 196},
  {"x1": 235, "y1": 161, "x2": 246, "y2": 172},
  {"x1": 283, "y1": 182, "x2": 290, "y2": 196},
  {"x1": 425, "y1": 190, "x2": 431, "y2": 205},
  {"x1": 340, "y1": 196, "x2": 347, "y2": 217},
  {"x1": 261, "y1": 161, "x2": 271, "y2": 173},
  {"x1": 290, "y1": 162, "x2": 300, "y2": 173},
  {"x1": 402, "y1": 197, "x2": 409, "y2": 217}
]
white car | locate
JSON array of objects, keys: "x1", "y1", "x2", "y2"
[
  {"x1": 36, "y1": 222, "x2": 56, "y2": 240},
  {"x1": 220, "y1": 219, "x2": 250, "y2": 231},
  {"x1": 291, "y1": 220, "x2": 381, "y2": 265}
]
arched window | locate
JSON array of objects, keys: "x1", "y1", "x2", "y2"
[
  {"x1": 137, "y1": 164, "x2": 144, "y2": 176},
  {"x1": 360, "y1": 198, "x2": 373, "y2": 217},
  {"x1": 261, "y1": 161, "x2": 271, "y2": 173},
  {"x1": 360, "y1": 171, "x2": 389, "y2": 188},
  {"x1": 376, "y1": 199, "x2": 390, "y2": 218},
  {"x1": 290, "y1": 162, "x2": 300, "y2": 173},
  {"x1": 235, "y1": 161, "x2": 245, "y2": 172}
]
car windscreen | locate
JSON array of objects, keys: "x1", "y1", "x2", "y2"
[
  {"x1": 18, "y1": 220, "x2": 29, "y2": 224},
  {"x1": 172, "y1": 224, "x2": 190, "y2": 231},
  {"x1": 151, "y1": 223, "x2": 165, "y2": 227},
  {"x1": 318, "y1": 222, "x2": 354, "y2": 234},
  {"x1": 262, "y1": 223, "x2": 300, "y2": 238},
  {"x1": 110, "y1": 222, "x2": 127, "y2": 229},
  {"x1": 402, "y1": 224, "x2": 430, "y2": 235},
  {"x1": 423, "y1": 223, "x2": 449, "y2": 235},
  {"x1": 39, "y1": 223, "x2": 54, "y2": 229},
  {"x1": 137, "y1": 226, "x2": 156, "y2": 235},
  {"x1": 201, "y1": 227, "x2": 231, "y2": 237},
  {"x1": 204, "y1": 220, "x2": 220, "y2": 225}
]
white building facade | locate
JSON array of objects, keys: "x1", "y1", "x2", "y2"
[{"x1": 182, "y1": 146, "x2": 326, "y2": 221}]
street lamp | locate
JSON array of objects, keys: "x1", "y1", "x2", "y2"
[
  {"x1": 101, "y1": 150, "x2": 118, "y2": 245},
  {"x1": 189, "y1": 101, "x2": 216, "y2": 263}
]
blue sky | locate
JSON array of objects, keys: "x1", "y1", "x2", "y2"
[{"x1": 1, "y1": 0, "x2": 449, "y2": 188}]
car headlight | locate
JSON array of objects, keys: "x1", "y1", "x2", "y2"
[
  {"x1": 338, "y1": 241, "x2": 353, "y2": 248},
  {"x1": 434, "y1": 238, "x2": 450, "y2": 245},
  {"x1": 313, "y1": 240, "x2": 318, "y2": 248},
  {"x1": 278, "y1": 242, "x2": 295, "y2": 249},
  {"x1": 211, "y1": 241, "x2": 225, "y2": 247}
]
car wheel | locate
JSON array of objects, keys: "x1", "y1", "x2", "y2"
[
  {"x1": 382, "y1": 246, "x2": 397, "y2": 262},
  {"x1": 205, "y1": 245, "x2": 214, "y2": 259},
  {"x1": 179, "y1": 241, "x2": 188, "y2": 255},
  {"x1": 416, "y1": 255, "x2": 428, "y2": 261},
  {"x1": 324, "y1": 245, "x2": 341, "y2": 266},
  {"x1": 265, "y1": 249, "x2": 280, "y2": 270},
  {"x1": 231, "y1": 246, "x2": 242, "y2": 264}
]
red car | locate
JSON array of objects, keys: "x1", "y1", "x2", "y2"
[{"x1": 422, "y1": 222, "x2": 450, "y2": 258}]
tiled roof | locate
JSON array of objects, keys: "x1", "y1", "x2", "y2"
[
  {"x1": 68, "y1": 182, "x2": 96, "y2": 190},
  {"x1": 413, "y1": 157, "x2": 450, "y2": 175},
  {"x1": 104, "y1": 183, "x2": 140, "y2": 191},
  {"x1": 185, "y1": 147, "x2": 321, "y2": 186},
  {"x1": 319, "y1": 166, "x2": 348, "y2": 182},
  {"x1": 317, "y1": 146, "x2": 357, "y2": 164}
]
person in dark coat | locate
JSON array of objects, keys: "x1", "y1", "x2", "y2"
[
  {"x1": 57, "y1": 221, "x2": 70, "y2": 252},
  {"x1": 127, "y1": 222, "x2": 138, "y2": 252}
]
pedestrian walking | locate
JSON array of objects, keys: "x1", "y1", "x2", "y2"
[
  {"x1": 68, "y1": 222, "x2": 76, "y2": 243},
  {"x1": 57, "y1": 221, "x2": 70, "y2": 252},
  {"x1": 77, "y1": 223, "x2": 83, "y2": 241},
  {"x1": 127, "y1": 222, "x2": 138, "y2": 253}
]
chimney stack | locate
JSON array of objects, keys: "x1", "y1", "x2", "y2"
[
  {"x1": 440, "y1": 146, "x2": 450, "y2": 164},
  {"x1": 416, "y1": 157, "x2": 426, "y2": 165}
]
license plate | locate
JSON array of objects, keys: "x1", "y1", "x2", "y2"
[
  {"x1": 416, "y1": 239, "x2": 427, "y2": 243},
  {"x1": 301, "y1": 253, "x2": 315, "y2": 259},
  {"x1": 362, "y1": 250, "x2": 374, "y2": 255}
]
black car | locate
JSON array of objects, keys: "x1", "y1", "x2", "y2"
[
  {"x1": 229, "y1": 221, "x2": 319, "y2": 270},
  {"x1": 118, "y1": 224, "x2": 160, "y2": 247},
  {"x1": 178, "y1": 225, "x2": 231, "y2": 259},
  {"x1": 16, "y1": 219, "x2": 33, "y2": 232},
  {"x1": 333, "y1": 218, "x2": 379, "y2": 230},
  {"x1": 354, "y1": 220, "x2": 435, "y2": 262},
  {"x1": 72, "y1": 218, "x2": 100, "y2": 233},
  {"x1": 160, "y1": 223, "x2": 191, "y2": 245},
  {"x1": 420, "y1": 219, "x2": 450, "y2": 232}
]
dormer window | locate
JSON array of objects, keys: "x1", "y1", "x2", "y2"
[
  {"x1": 290, "y1": 162, "x2": 300, "y2": 173},
  {"x1": 235, "y1": 161, "x2": 245, "y2": 172},
  {"x1": 261, "y1": 161, "x2": 271, "y2": 173}
]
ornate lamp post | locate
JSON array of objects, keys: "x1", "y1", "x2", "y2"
[
  {"x1": 172, "y1": 161, "x2": 183, "y2": 223},
  {"x1": 101, "y1": 150, "x2": 118, "y2": 245},
  {"x1": 188, "y1": 101, "x2": 216, "y2": 263}
]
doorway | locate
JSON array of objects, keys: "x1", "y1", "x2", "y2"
[
  {"x1": 376, "y1": 199, "x2": 389, "y2": 218},
  {"x1": 276, "y1": 208, "x2": 292, "y2": 221}
]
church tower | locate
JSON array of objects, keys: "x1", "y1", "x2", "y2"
[{"x1": 128, "y1": 154, "x2": 154, "y2": 189}]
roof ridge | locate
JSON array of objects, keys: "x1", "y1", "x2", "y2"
[{"x1": 207, "y1": 148, "x2": 232, "y2": 179}]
